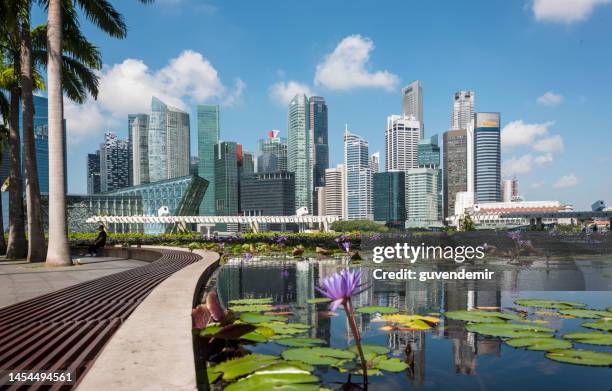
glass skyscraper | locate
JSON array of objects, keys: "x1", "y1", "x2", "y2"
[
  {"x1": 452, "y1": 91, "x2": 475, "y2": 130},
  {"x1": 443, "y1": 129, "x2": 468, "y2": 218},
  {"x1": 128, "y1": 113, "x2": 150, "y2": 186},
  {"x1": 309, "y1": 96, "x2": 328, "y2": 188},
  {"x1": 406, "y1": 167, "x2": 442, "y2": 227},
  {"x1": 401, "y1": 80, "x2": 423, "y2": 123},
  {"x1": 473, "y1": 112, "x2": 501, "y2": 203},
  {"x1": 344, "y1": 129, "x2": 372, "y2": 220},
  {"x1": 197, "y1": 104, "x2": 220, "y2": 216},
  {"x1": 417, "y1": 135, "x2": 441, "y2": 167},
  {"x1": 287, "y1": 94, "x2": 312, "y2": 212},
  {"x1": 99, "y1": 132, "x2": 130, "y2": 193},
  {"x1": 87, "y1": 151, "x2": 101, "y2": 194},
  {"x1": 373, "y1": 171, "x2": 406, "y2": 227},
  {"x1": 257, "y1": 130, "x2": 287, "y2": 173},
  {"x1": 214, "y1": 141, "x2": 239, "y2": 217}
]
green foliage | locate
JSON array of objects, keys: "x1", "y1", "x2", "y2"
[
  {"x1": 506, "y1": 337, "x2": 572, "y2": 351},
  {"x1": 459, "y1": 212, "x2": 475, "y2": 231},
  {"x1": 558, "y1": 309, "x2": 612, "y2": 319},
  {"x1": 239, "y1": 312, "x2": 287, "y2": 323},
  {"x1": 229, "y1": 298, "x2": 273, "y2": 305},
  {"x1": 282, "y1": 347, "x2": 356, "y2": 366},
  {"x1": 224, "y1": 370, "x2": 319, "y2": 391},
  {"x1": 562, "y1": 331, "x2": 612, "y2": 346},
  {"x1": 465, "y1": 322, "x2": 555, "y2": 338},
  {"x1": 274, "y1": 337, "x2": 326, "y2": 347},
  {"x1": 444, "y1": 310, "x2": 523, "y2": 323},
  {"x1": 581, "y1": 320, "x2": 612, "y2": 331},
  {"x1": 259, "y1": 322, "x2": 311, "y2": 335},
  {"x1": 514, "y1": 298, "x2": 586, "y2": 309},
  {"x1": 228, "y1": 304, "x2": 273, "y2": 312},
  {"x1": 545, "y1": 349, "x2": 612, "y2": 366},
  {"x1": 208, "y1": 354, "x2": 278, "y2": 381},
  {"x1": 331, "y1": 220, "x2": 388, "y2": 233},
  {"x1": 372, "y1": 356, "x2": 409, "y2": 372},
  {"x1": 355, "y1": 306, "x2": 399, "y2": 314}
]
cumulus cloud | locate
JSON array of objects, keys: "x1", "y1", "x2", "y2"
[
  {"x1": 537, "y1": 91, "x2": 563, "y2": 106},
  {"x1": 533, "y1": 135, "x2": 564, "y2": 153},
  {"x1": 314, "y1": 35, "x2": 399, "y2": 91},
  {"x1": 534, "y1": 153, "x2": 554, "y2": 164},
  {"x1": 268, "y1": 81, "x2": 314, "y2": 105},
  {"x1": 553, "y1": 174, "x2": 578, "y2": 188},
  {"x1": 501, "y1": 120, "x2": 554, "y2": 148},
  {"x1": 530, "y1": 181, "x2": 545, "y2": 189},
  {"x1": 532, "y1": 0, "x2": 611, "y2": 23},
  {"x1": 503, "y1": 154, "x2": 534, "y2": 177},
  {"x1": 64, "y1": 50, "x2": 241, "y2": 144}
]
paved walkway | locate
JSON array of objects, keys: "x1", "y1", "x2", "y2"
[{"x1": 0, "y1": 257, "x2": 149, "y2": 309}]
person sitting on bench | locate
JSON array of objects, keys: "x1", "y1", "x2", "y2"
[{"x1": 88, "y1": 225, "x2": 107, "y2": 256}]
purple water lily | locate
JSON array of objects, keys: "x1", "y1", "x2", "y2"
[
  {"x1": 243, "y1": 252, "x2": 253, "y2": 261},
  {"x1": 341, "y1": 241, "x2": 351, "y2": 253},
  {"x1": 316, "y1": 268, "x2": 363, "y2": 310}
]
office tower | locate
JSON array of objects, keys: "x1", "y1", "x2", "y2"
[
  {"x1": 87, "y1": 151, "x2": 101, "y2": 194},
  {"x1": 324, "y1": 164, "x2": 346, "y2": 219},
  {"x1": 287, "y1": 94, "x2": 312, "y2": 212},
  {"x1": 197, "y1": 104, "x2": 220, "y2": 215},
  {"x1": 257, "y1": 130, "x2": 288, "y2": 173},
  {"x1": 315, "y1": 187, "x2": 326, "y2": 216},
  {"x1": 385, "y1": 114, "x2": 422, "y2": 171},
  {"x1": 214, "y1": 141, "x2": 239, "y2": 217},
  {"x1": 344, "y1": 129, "x2": 372, "y2": 220},
  {"x1": 452, "y1": 91, "x2": 475, "y2": 130},
  {"x1": 99, "y1": 132, "x2": 130, "y2": 192},
  {"x1": 309, "y1": 96, "x2": 328, "y2": 188},
  {"x1": 473, "y1": 112, "x2": 501, "y2": 203},
  {"x1": 369, "y1": 152, "x2": 380, "y2": 174},
  {"x1": 418, "y1": 135, "x2": 441, "y2": 167},
  {"x1": 128, "y1": 113, "x2": 150, "y2": 185},
  {"x1": 406, "y1": 167, "x2": 442, "y2": 227},
  {"x1": 502, "y1": 178, "x2": 519, "y2": 202},
  {"x1": 373, "y1": 171, "x2": 406, "y2": 227},
  {"x1": 401, "y1": 80, "x2": 423, "y2": 123},
  {"x1": 240, "y1": 172, "x2": 296, "y2": 218},
  {"x1": 148, "y1": 97, "x2": 190, "y2": 183},
  {"x1": 443, "y1": 129, "x2": 468, "y2": 218},
  {"x1": 240, "y1": 148, "x2": 255, "y2": 177},
  {"x1": 190, "y1": 156, "x2": 199, "y2": 176}
]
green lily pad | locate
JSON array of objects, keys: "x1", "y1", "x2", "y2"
[
  {"x1": 229, "y1": 297, "x2": 274, "y2": 305},
  {"x1": 545, "y1": 349, "x2": 612, "y2": 366},
  {"x1": 563, "y1": 331, "x2": 612, "y2": 346},
  {"x1": 348, "y1": 344, "x2": 390, "y2": 360},
  {"x1": 275, "y1": 337, "x2": 326, "y2": 347},
  {"x1": 558, "y1": 309, "x2": 612, "y2": 319},
  {"x1": 207, "y1": 368, "x2": 221, "y2": 384},
  {"x1": 444, "y1": 310, "x2": 522, "y2": 323},
  {"x1": 466, "y1": 322, "x2": 555, "y2": 338},
  {"x1": 515, "y1": 299, "x2": 586, "y2": 309},
  {"x1": 355, "y1": 306, "x2": 399, "y2": 314},
  {"x1": 208, "y1": 354, "x2": 278, "y2": 381},
  {"x1": 582, "y1": 320, "x2": 612, "y2": 331},
  {"x1": 258, "y1": 322, "x2": 311, "y2": 335},
  {"x1": 224, "y1": 370, "x2": 319, "y2": 391},
  {"x1": 200, "y1": 324, "x2": 221, "y2": 336},
  {"x1": 241, "y1": 332, "x2": 269, "y2": 342},
  {"x1": 240, "y1": 312, "x2": 287, "y2": 323},
  {"x1": 506, "y1": 337, "x2": 572, "y2": 351},
  {"x1": 228, "y1": 304, "x2": 274, "y2": 312},
  {"x1": 282, "y1": 347, "x2": 356, "y2": 365},
  {"x1": 372, "y1": 356, "x2": 409, "y2": 372},
  {"x1": 306, "y1": 298, "x2": 332, "y2": 304}
]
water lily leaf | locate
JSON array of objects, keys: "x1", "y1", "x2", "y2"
[
  {"x1": 241, "y1": 331, "x2": 269, "y2": 342},
  {"x1": 259, "y1": 322, "x2": 311, "y2": 335},
  {"x1": 229, "y1": 304, "x2": 274, "y2": 312},
  {"x1": 306, "y1": 298, "x2": 332, "y2": 304},
  {"x1": 213, "y1": 323, "x2": 256, "y2": 340},
  {"x1": 534, "y1": 311, "x2": 575, "y2": 319},
  {"x1": 230, "y1": 297, "x2": 274, "y2": 305},
  {"x1": 224, "y1": 372, "x2": 320, "y2": 391},
  {"x1": 347, "y1": 344, "x2": 389, "y2": 360},
  {"x1": 563, "y1": 331, "x2": 612, "y2": 346},
  {"x1": 515, "y1": 299, "x2": 586, "y2": 309},
  {"x1": 381, "y1": 314, "x2": 440, "y2": 330},
  {"x1": 558, "y1": 309, "x2": 612, "y2": 319},
  {"x1": 200, "y1": 324, "x2": 221, "y2": 337},
  {"x1": 545, "y1": 349, "x2": 612, "y2": 366},
  {"x1": 282, "y1": 347, "x2": 356, "y2": 365},
  {"x1": 355, "y1": 306, "x2": 399, "y2": 314},
  {"x1": 466, "y1": 322, "x2": 555, "y2": 338},
  {"x1": 506, "y1": 337, "x2": 572, "y2": 351},
  {"x1": 582, "y1": 320, "x2": 612, "y2": 331},
  {"x1": 208, "y1": 354, "x2": 279, "y2": 381},
  {"x1": 275, "y1": 337, "x2": 326, "y2": 347},
  {"x1": 284, "y1": 361, "x2": 315, "y2": 372},
  {"x1": 444, "y1": 310, "x2": 523, "y2": 323},
  {"x1": 207, "y1": 367, "x2": 221, "y2": 384},
  {"x1": 240, "y1": 312, "x2": 287, "y2": 323},
  {"x1": 372, "y1": 356, "x2": 409, "y2": 372}
]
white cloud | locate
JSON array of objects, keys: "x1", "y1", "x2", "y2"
[
  {"x1": 268, "y1": 81, "x2": 314, "y2": 106},
  {"x1": 553, "y1": 174, "x2": 578, "y2": 188},
  {"x1": 501, "y1": 120, "x2": 554, "y2": 148},
  {"x1": 534, "y1": 153, "x2": 554, "y2": 164},
  {"x1": 530, "y1": 181, "x2": 545, "y2": 189},
  {"x1": 533, "y1": 135, "x2": 564, "y2": 153},
  {"x1": 503, "y1": 154, "x2": 533, "y2": 177},
  {"x1": 537, "y1": 91, "x2": 563, "y2": 106},
  {"x1": 532, "y1": 0, "x2": 612, "y2": 24},
  {"x1": 314, "y1": 35, "x2": 399, "y2": 91},
  {"x1": 64, "y1": 50, "x2": 240, "y2": 144}
]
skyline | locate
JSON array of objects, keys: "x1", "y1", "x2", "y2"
[{"x1": 29, "y1": 0, "x2": 612, "y2": 209}]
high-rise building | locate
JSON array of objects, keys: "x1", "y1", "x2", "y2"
[
  {"x1": 214, "y1": 141, "x2": 239, "y2": 217},
  {"x1": 99, "y1": 132, "x2": 130, "y2": 193},
  {"x1": 315, "y1": 187, "x2": 326, "y2": 216},
  {"x1": 473, "y1": 112, "x2": 501, "y2": 203},
  {"x1": 239, "y1": 148, "x2": 255, "y2": 177},
  {"x1": 344, "y1": 129, "x2": 372, "y2": 220},
  {"x1": 406, "y1": 167, "x2": 442, "y2": 227},
  {"x1": 309, "y1": 96, "x2": 328, "y2": 188},
  {"x1": 324, "y1": 164, "x2": 346, "y2": 219},
  {"x1": 418, "y1": 135, "x2": 441, "y2": 168},
  {"x1": 369, "y1": 152, "x2": 380, "y2": 174},
  {"x1": 148, "y1": 97, "x2": 190, "y2": 183},
  {"x1": 257, "y1": 130, "x2": 288, "y2": 173},
  {"x1": 443, "y1": 129, "x2": 468, "y2": 218},
  {"x1": 502, "y1": 178, "x2": 519, "y2": 202},
  {"x1": 373, "y1": 171, "x2": 406, "y2": 227},
  {"x1": 452, "y1": 91, "x2": 475, "y2": 130},
  {"x1": 190, "y1": 156, "x2": 199, "y2": 176},
  {"x1": 287, "y1": 94, "x2": 312, "y2": 212},
  {"x1": 401, "y1": 80, "x2": 423, "y2": 123},
  {"x1": 128, "y1": 113, "x2": 149, "y2": 186},
  {"x1": 197, "y1": 104, "x2": 220, "y2": 215},
  {"x1": 87, "y1": 151, "x2": 101, "y2": 194},
  {"x1": 385, "y1": 114, "x2": 422, "y2": 171},
  {"x1": 240, "y1": 172, "x2": 296, "y2": 218}
]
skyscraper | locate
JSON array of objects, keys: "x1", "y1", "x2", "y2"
[
  {"x1": 256, "y1": 130, "x2": 287, "y2": 173},
  {"x1": 473, "y1": 112, "x2": 501, "y2": 203},
  {"x1": 502, "y1": 178, "x2": 519, "y2": 202},
  {"x1": 401, "y1": 80, "x2": 423, "y2": 123},
  {"x1": 385, "y1": 114, "x2": 422, "y2": 171},
  {"x1": 452, "y1": 91, "x2": 475, "y2": 130},
  {"x1": 214, "y1": 141, "x2": 239, "y2": 217},
  {"x1": 443, "y1": 129, "x2": 468, "y2": 218},
  {"x1": 128, "y1": 113, "x2": 149, "y2": 186},
  {"x1": 287, "y1": 94, "x2": 312, "y2": 212},
  {"x1": 373, "y1": 171, "x2": 406, "y2": 227},
  {"x1": 324, "y1": 164, "x2": 346, "y2": 219},
  {"x1": 309, "y1": 96, "x2": 328, "y2": 188},
  {"x1": 99, "y1": 132, "x2": 130, "y2": 193},
  {"x1": 197, "y1": 104, "x2": 220, "y2": 215},
  {"x1": 369, "y1": 152, "x2": 380, "y2": 174},
  {"x1": 240, "y1": 172, "x2": 296, "y2": 221},
  {"x1": 344, "y1": 129, "x2": 372, "y2": 220},
  {"x1": 87, "y1": 151, "x2": 101, "y2": 194},
  {"x1": 148, "y1": 97, "x2": 190, "y2": 183},
  {"x1": 406, "y1": 167, "x2": 442, "y2": 227},
  {"x1": 418, "y1": 135, "x2": 441, "y2": 167}
]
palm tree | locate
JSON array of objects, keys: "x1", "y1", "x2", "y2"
[
  {"x1": 44, "y1": 0, "x2": 153, "y2": 266},
  {"x1": 0, "y1": 95, "x2": 9, "y2": 255}
]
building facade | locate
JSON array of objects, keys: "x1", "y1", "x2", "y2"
[
  {"x1": 452, "y1": 91, "x2": 475, "y2": 130},
  {"x1": 87, "y1": 152, "x2": 101, "y2": 194},
  {"x1": 418, "y1": 135, "x2": 441, "y2": 167},
  {"x1": 369, "y1": 152, "x2": 380, "y2": 174},
  {"x1": 385, "y1": 114, "x2": 422, "y2": 171},
  {"x1": 128, "y1": 113, "x2": 149, "y2": 186},
  {"x1": 401, "y1": 80, "x2": 423, "y2": 123},
  {"x1": 214, "y1": 141, "x2": 239, "y2": 217},
  {"x1": 287, "y1": 94, "x2": 312, "y2": 212},
  {"x1": 309, "y1": 96, "x2": 329, "y2": 189},
  {"x1": 197, "y1": 104, "x2": 220, "y2": 215},
  {"x1": 473, "y1": 112, "x2": 501, "y2": 203},
  {"x1": 344, "y1": 130, "x2": 372, "y2": 220},
  {"x1": 502, "y1": 178, "x2": 519, "y2": 202},
  {"x1": 240, "y1": 171, "x2": 296, "y2": 217},
  {"x1": 324, "y1": 164, "x2": 346, "y2": 219},
  {"x1": 373, "y1": 171, "x2": 406, "y2": 227},
  {"x1": 406, "y1": 167, "x2": 442, "y2": 228},
  {"x1": 257, "y1": 130, "x2": 288, "y2": 173},
  {"x1": 443, "y1": 128, "x2": 468, "y2": 219},
  {"x1": 99, "y1": 132, "x2": 130, "y2": 193}
]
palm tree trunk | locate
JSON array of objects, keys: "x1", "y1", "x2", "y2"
[
  {"x1": 0, "y1": 187, "x2": 7, "y2": 255},
  {"x1": 45, "y1": 0, "x2": 71, "y2": 266},
  {"x1": 6, "y1": 86, "x2": 27, "y2": 260},
  {"x1": 21, "y1": 9, "x2": 47, "y2": 263}
]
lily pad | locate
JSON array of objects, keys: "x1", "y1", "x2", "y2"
[
  {"x1": 230, "y1": 297, "x2": 274, "y2": 305},
  {"x1": 466, "y1": 322, "x2": 555, "y2": 338},
  {"x1": 381, "y1": 314, "x2": 440, "y2": 330},
  {"x1": 207, "y1": 368, "x2": 221, "y2": 384},
  {"x1": 558, "y1": 309, "x2": 612, "y2": 319},
  {"x1": 506, "y1": 337, "x2": 572, "y2": 351},
  {"x1": 259, "y1": 322, "x2": 311, "y2": 335},
  {"x1": 515, "y1": 299, "x2": 586, "y2": 309},
  {"x1": 563, "y1": 331, "x2": 612, "y2": 346},
  {"x1": 306, "y1": 298, "x2": 332, "y2": 304},
  {"x1": 444, "y1": 310, "x2": 523, "y2": 323},
  {"x1": 348, "y1": 344, "x2": 389, "y2": 360},
  {"x1": 229, "y1": 304, "x2": 274, "y2": 312},
  {"x1": 240, "y1": 312, "x2": 287, "y2": 324},
  {"x1": 355, "y1": 306, "x2": 399, "y2": 314},
  {"x1": 582, "y1": 320, "x2": 612, "y2": 331},
  {"x1": 208, "y1": 354, "x2": 278, "y2": 381},
  {"x1": 282, "y1": 347, "x2": 356, "y2": 365},
  {"x1": 224, "y1": 371, "x2": 319, "y2": 391},
  {"x1": 545, "y1": 349, "x2": 612, "y2": 366},
  {"x1": 275, "y1": 337, "x2": 327, "y2": 347},
  {"x1": 372, "y1": 356, "x2": 409, "y2": 372}
]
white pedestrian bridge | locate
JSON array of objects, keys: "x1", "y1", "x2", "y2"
[{"x1": 86, "y1": 215, "x2": 341, "y2": 233}]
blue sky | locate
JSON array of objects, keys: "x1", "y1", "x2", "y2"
[{"x1": 33, "y1": 0, "x2": 612, "y2": 209}]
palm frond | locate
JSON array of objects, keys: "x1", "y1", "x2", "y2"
[
  {"x1": 73, "y1": 0, "x2": 127, "y2": 38},
  {"x1": 62, "y1": 55, "x2": 99, "y2": 102}
]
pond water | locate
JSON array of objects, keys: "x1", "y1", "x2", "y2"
[{"x1": 210, "y1": 255, "x2": 612, "y2": 390}]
